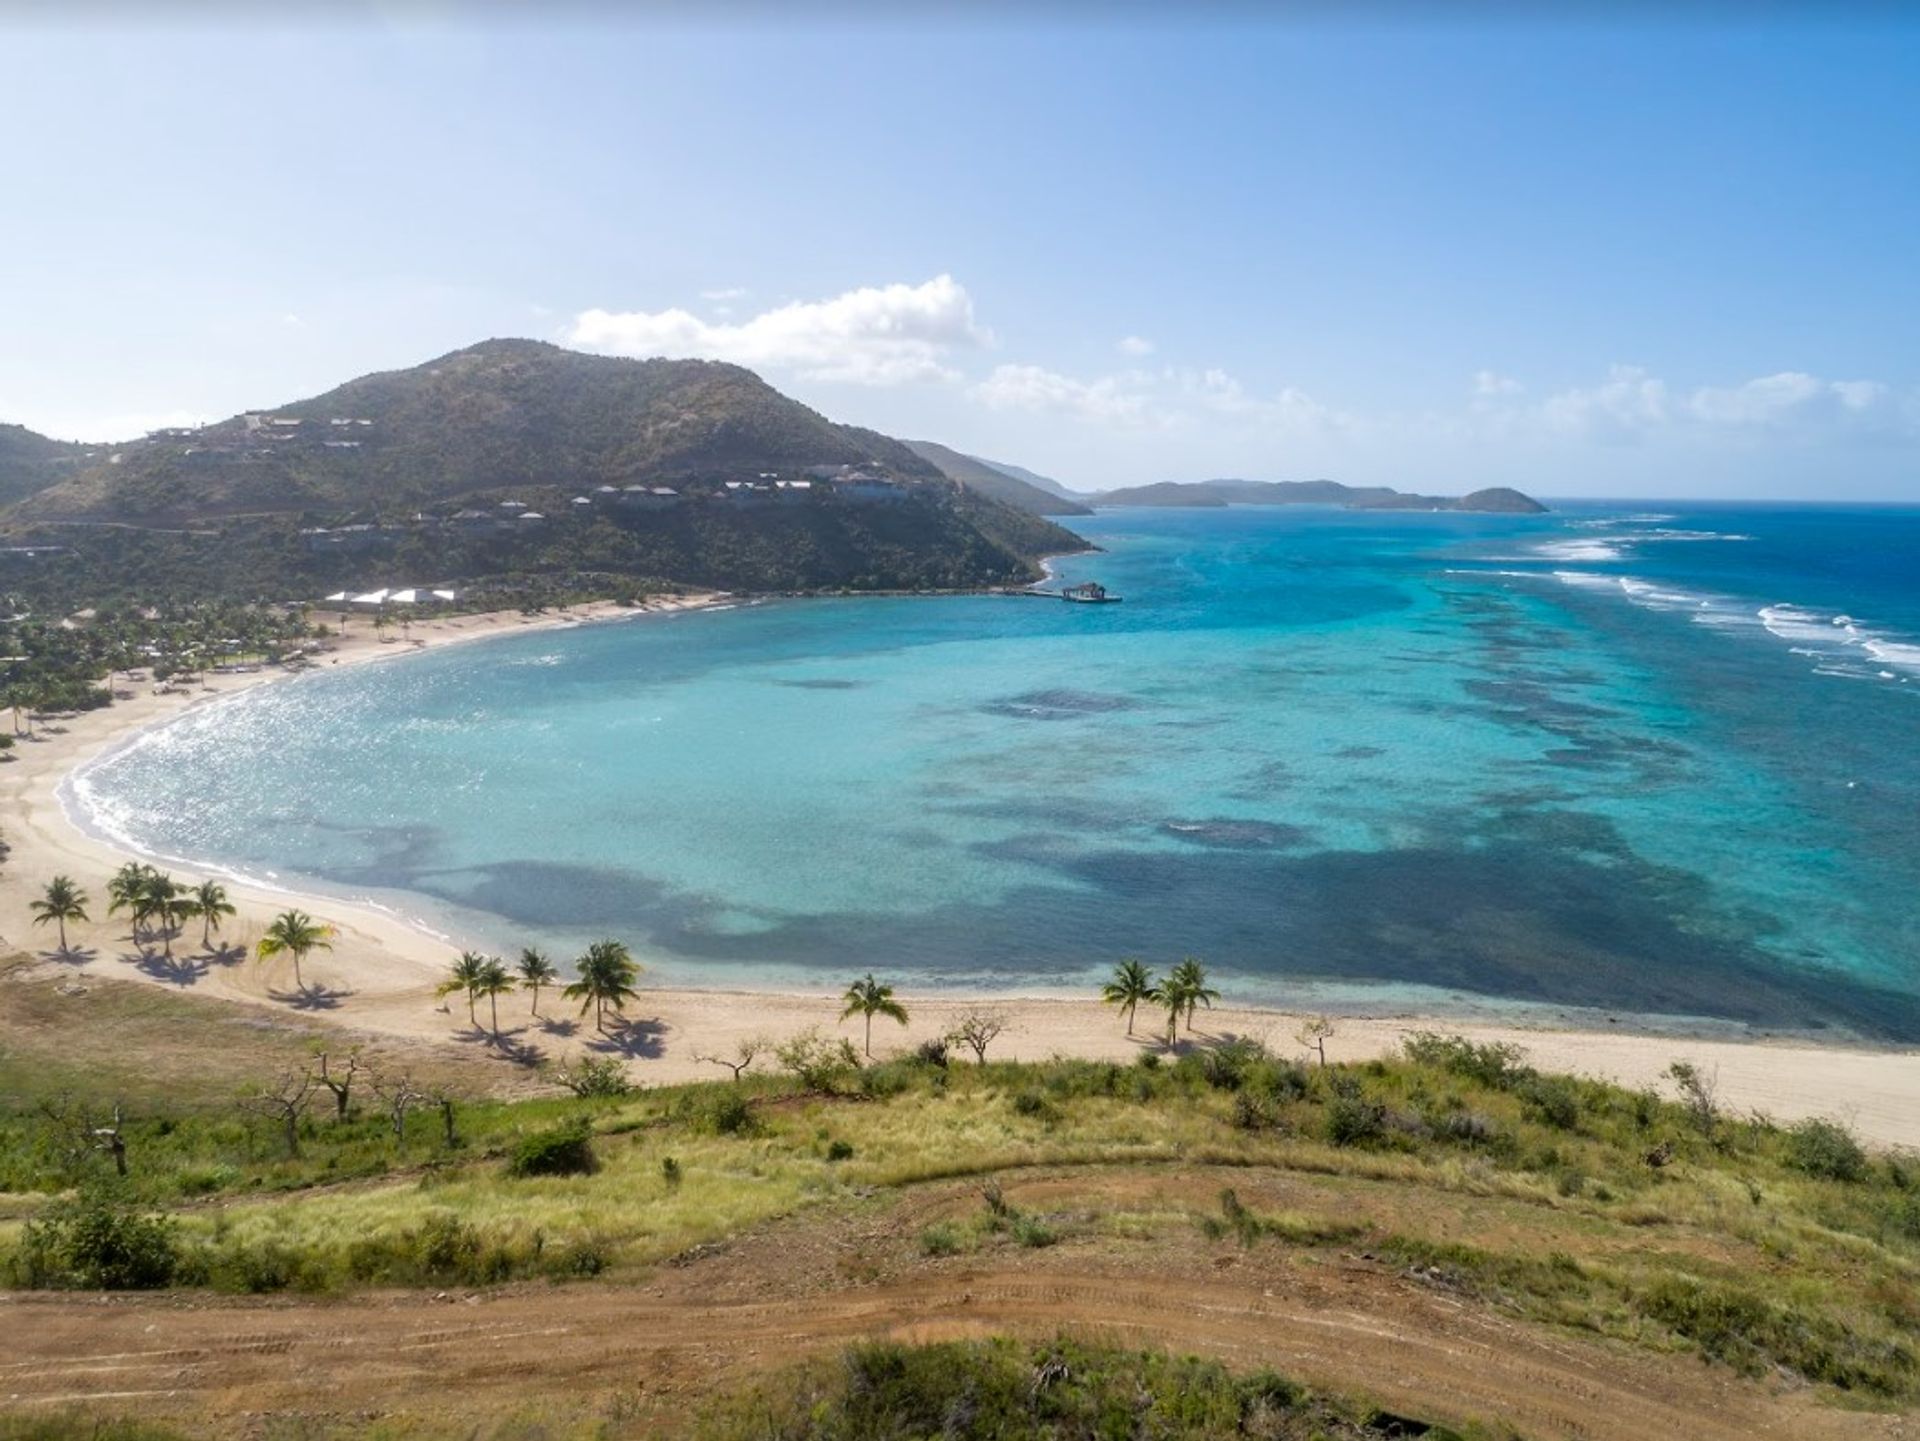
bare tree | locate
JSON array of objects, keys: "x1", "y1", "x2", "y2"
[
  {"x1": 695, "y1": 1035, "x2": 770, "y2": 1082},
  {"x1": 89, "y1": 1103, "x2": 128, "y2": 1177},
  {"x1": 41, "y1": 1095, "x2": 129, "y2": 1177},
  {"x1": 948, "y1": 1008, "x2": 1008, "y2": 1066},
  {"x1": 1296, "y1": 1015, "x2": 1336, "y2": 1068},
  {"x1": 373, "y1": 1069, "x2": 430, "y2": 1142},
  {"x1": 1667, "y1": 1061, "x2": 1720, "y2": 1139},
  {"x1": 312, "y1": 1050, "x2": 364, "y2": 1123},
  {"x1": 241, "y1": 1069, "x2": 318, "y2": 1158}
]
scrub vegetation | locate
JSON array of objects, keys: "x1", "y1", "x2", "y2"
[{"x1": 3, "y1": 1009, "x2": 1916, "y2": 1409}]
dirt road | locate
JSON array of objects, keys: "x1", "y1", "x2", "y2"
[{"x1": 2, "y1": 1170, "x2": 1902, "y2": 1439}]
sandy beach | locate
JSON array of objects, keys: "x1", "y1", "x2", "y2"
[{"x1": 3, "y1": 596, "x2": 1915, "y2": 1148}]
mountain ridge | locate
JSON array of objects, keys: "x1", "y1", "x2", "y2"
[{"x1": 902, "y1": 440, "x2": 1092, "y2": 517}]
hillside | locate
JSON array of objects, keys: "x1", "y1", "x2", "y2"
[
  {"x1": 1095, "y1": 478, "x2": 1547, "y2": 513},
  {"x1": 963, "y1": 453, "x2": 1082, "y2": 502},
  {"x1": 16, "y1": 340, "x2": 951, "y2": 523},
  {"x1": 902, "y1": 440, "x2": 1092, "y2": 516},
  {"x1": 0, "y1": 422, "x2": 88, "y2": 507},
  {"x1": 3, "y1": 341, "x2": 1093, "y2": 601}
]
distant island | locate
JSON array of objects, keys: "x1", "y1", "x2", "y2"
[{"x1": 1090, "y1": 478, "x2": 1548, "y2": 514}]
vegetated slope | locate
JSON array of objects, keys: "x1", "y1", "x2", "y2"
[
  {"x1": 4, "y1": 340, "x2": 1093, "y2": 598},
  {"x1": 0, "y1": 422, "x2": 88, "y2": 507},
  {"x1": 1095, "y1": 477, "x2": 1547, "y2": 513},
  {"x1": 965, "y1": 453, "x2": 1082, "y2": 502},
  {"x1": 903, "y1": 440, "x2": 1092, "y2": 516},
  {"x1": 17, "y1": 339, "x2": 950, "y2": 523}
]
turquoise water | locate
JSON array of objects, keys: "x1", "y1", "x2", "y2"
[{"x1": 71, "y1": 503, "x2": 1920, "y2": 1038}]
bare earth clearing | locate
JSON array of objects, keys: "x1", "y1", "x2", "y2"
[{"x1": 2, "y1": 1167, "x2": 1899, "y2": 1440}]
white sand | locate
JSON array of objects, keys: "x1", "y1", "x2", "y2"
[{"x1": 4, "y1": 596, "x2": 1916, "y2": 1147}]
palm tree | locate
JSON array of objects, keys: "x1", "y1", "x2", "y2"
[
  {"x1": 256, "y1": 909, "x2": 334, "y2": 990},
  {"x1": 1169, "y1": 957, "x2": 1219, "y2": 1034},
  {"x1": 191, "y1": 879, "x2": 236, "y2": 948},
  {"x1": 1101, "y1": 959, "x2": 1159, "y2": 1036},
  {"x1": 436, "y1": 951, "x2": 491, "y2": 1025},
  {"x1": 106, "y1": 861, "x2": 158, "y2": 938},
  {"x1": 516, "y1": 947, "x2": 557, "y2": 1017},
  {"x1": 140, "y1": 871, "x2": 187, "y2": 957},
  {"x1": 474, "y1": 957, "x2": 515, "y2": 1040},
  {"x1": 840, "y1": 973, "x2": 909, "y2": 1058},
  {"x1": 31, "y1": 875, "x2": 88, "y2": 953},
  {"x1": 563, "y1": 939, "x2": 642, "y2": 1032}
]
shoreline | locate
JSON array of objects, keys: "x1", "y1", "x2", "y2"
[{"x1": 5, "y1": 593, "x2": 1918, "y2": 1147}]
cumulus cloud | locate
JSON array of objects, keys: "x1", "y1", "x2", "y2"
[
  {"x1": 1524, "y1": 365, "x2": 1907, "y2": 442},
  {"x1": 568, "y1": 275, "x2": 987, "y2": 385},
  {"x1": 971, "y1": 364, "x2": 1157, "y2": 424},
  {"x1": 1473, "y1": 370, "x2": 1523, "y2": 397},
  {"x1": 970, "y1": 360, "x2": 1347, "y2": 436},
  {"x1": 1117, "y1": 335, "x2": 1156, "y2": 357}
]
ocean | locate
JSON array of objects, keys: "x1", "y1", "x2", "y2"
[{"x1": 68, "y1": 502, "x2": 1920, "y2": 1040}]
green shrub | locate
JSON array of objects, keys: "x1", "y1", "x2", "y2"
[
  {"x1": 1786, "y1": 1119, "x2": 1868, "y2": 1183},
  {"x1": 13, "y1": 1189, "x2": 177, "y2": 1290},
  {"x1": 1639, "y1": 1274, "x2": 1916, "y2": 1394},
  {"x1": 1012, "y1": 1089, "x2": 1056, "y2": 1120},
  {"x1": 826, "y1": 1138, "x2": 855, "y2": 1162},
  {"x1": 919, "y1": 1223, "x2": 964, "y2": 1257},
  {"x1": 1520, "y1": 1074, "x2": 1582, "y2": 1131},
  {"x1": 858, "y1": 1062, "x2": 914, "y2": 1099},
  {"x1": 708, "y1": 1091, "x2": 756, "y2": 1136},
  {"x1": 1402, "y1": 1032, "x2": 1530, "y2": 1089},
  {"x1": 661, "y1": 1155, "x2": 682, "y2": 1186},
  {"x1": 1010, "y1": 1214, "x2": 1058, "y2": 1248},
  {"x1": 507, "y1": 1120, "x2": 598, "y2": 1177},
  {"x1": 1324, "y1": 1092, "x2": 1387, "y2": 1148},
  {"x1": 552, "y1": 1055, "x2": 634, "y2": 1098},
  {"x1": 699, "y1": 1335, "x2": 1407, "y2": 1440}
]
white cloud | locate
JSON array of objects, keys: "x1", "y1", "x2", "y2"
[
  {"x1": 1686, "y1": 372, "x2": 1893, "y2": 428},
  {"x1": 1117, "y1": 335, "x2": 1155, "y2": 357},
  {"x1": 1528, "y1": 365, "x2": 1907, "y2": 443},
  {"x1": 1474, "y1": 370, "x2": 1523, "y2": 397},
  {"x1": 970, "y1": 360, "x2": 1347, "y2": 436},
  {"x1": 971, "y1": 364, "x2": 1156, "y2": 425},
  {"x1": 568, "y1": 275, "x2": 987, "y2": 385},
  {"x1": 1540, "y1": 364, "x2": 1671, "y2": 441},
  {"x1": 700, "y1": 286, "x2": 748, "y2": 302}
]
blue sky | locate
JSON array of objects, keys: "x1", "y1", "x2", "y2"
[{"x1": 3, "y1": 11, "x2": 1917, "y2": 498}]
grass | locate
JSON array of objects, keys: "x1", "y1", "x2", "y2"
[
  {"x1": 696, "y1": 1334, "x2": 1505, "y2": 1439},
  {"x1": 4, "y1": 1028, "x2": 1918, "y2": 1402}
]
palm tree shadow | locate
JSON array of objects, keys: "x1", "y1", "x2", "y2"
[
  {"x1": 539, "y1": 1016, "x2": 579, "y2": 1038},
  {"x1": 586, "y1": 1015, "x2": 668, "y2": 1059},
  {"x1": 134, "y1": 951, "x2": 211, "y2": 986},
  {"x1": 204, "y1": 942, "x2": 248, "y2": 968},
  {"x1": 42, "y1": 945, "x2": 98, "y2": 967},
  {"x1": 497, "y1": 1037, "x2": 548, "y2": 1069},
  {"x1": 270, "y1": 984, "x2": 354, "y2": 1010}
]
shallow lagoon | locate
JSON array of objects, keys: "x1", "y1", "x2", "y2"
[{"x1": 72, "y1": 504, "x2": 1920, "y2": 1039}]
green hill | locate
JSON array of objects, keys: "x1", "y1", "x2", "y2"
[
  {"x1": 17, "y1": 340, "x2": 954, "y2": 523},
  {"x1": 0, "y1": 422, "x2": 88, "y2": 508},
  {"x1": 2, "y1": 341, "x2": 1093, "y2": 603},
  {"x1": 902, "y1": 440, "x2": 1091, "y2": 516},
  {"x1": 961, "y1": 453, "x2": 1085, "y2": 503}
]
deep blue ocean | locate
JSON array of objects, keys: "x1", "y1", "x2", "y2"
[{"x1": 70, "y1": 502, "x2": 1920, "y2": 1039}]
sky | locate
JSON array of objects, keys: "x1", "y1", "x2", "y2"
[{"x1": 3, "y1": 7, "x2": 1918, "y2": 499}]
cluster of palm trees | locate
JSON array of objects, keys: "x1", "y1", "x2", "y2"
[
  {"x1": 31, "y1": 865, "x2": 238, "y2": 959},
  {"x1": 1100, "y1": 957, "x2": 1220, "y2": 1043},
  {"x1": 435, "y1": 941, "x2": 637, "y2": 1040}
]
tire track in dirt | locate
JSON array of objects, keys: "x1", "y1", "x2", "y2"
[{"x1": 2, "y1": 1267, "x2": 1897, "y2": 1440}]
